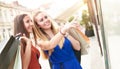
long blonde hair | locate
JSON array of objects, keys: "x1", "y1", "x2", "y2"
[{"x1": 33, "y1": 11, "x2": 64, "y2": 57}]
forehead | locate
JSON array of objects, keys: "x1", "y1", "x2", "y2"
[
  {"x1": 36, "y1": 12, "x2": 47, "y2": 18},
  {"x1": 23, "y1": 15, "x2": 31, "y2": 20},
  {"x1": 38, "y1": 12, "x2": 46, "y2": 16}
]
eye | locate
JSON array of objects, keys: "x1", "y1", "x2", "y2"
[
  {"x1": 26, "y1": 20, "x2": 30, "y2": 23},
  {"x1": 40, "y1": 18, "x2": 43, "y2": 22},
  {"x1": 44, "y1": 16, "x2": 47, "y2": 19},
  {"x1": 26, "y1": 19, "x2": 32, "y2": 23},
  {"x1": 30, "y1": 20, "x2": 33, "y2": 22}
]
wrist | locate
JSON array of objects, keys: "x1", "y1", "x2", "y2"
[
  {"x1": 60, "y1": 29, "x2": 66, "y2": 36},
  {"x1": 65, "y1": 32, "x2": 69, "y2": 37},
  {"x1": 27, "y1": 40, "x2": 32, "y2": 44}
]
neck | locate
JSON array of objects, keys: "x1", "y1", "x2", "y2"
[{"x1": 44, "y1": 29, "x2": 54, "y2": 38}]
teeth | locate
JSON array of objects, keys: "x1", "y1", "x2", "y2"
[
  {"x1": 46, "y1": 23, "x2": 48, "y2": 25},
  {"x1": 45, "y1": 22, "x2": 49, "y2": 25}
]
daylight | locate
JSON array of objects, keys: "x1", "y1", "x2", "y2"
[
  {"x1": 1, "y1": 0, "x2": 119, "y2": 69},
  {"x1": 1, "y1": 0, "x2": 80, "y2": 9}
]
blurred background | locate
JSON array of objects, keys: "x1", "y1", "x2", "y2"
[{"x1": 0, "y1": 0, "x2": 120, "y2": 69}]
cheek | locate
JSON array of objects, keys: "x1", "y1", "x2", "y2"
[
  {"x1": 37, "y1": 22, "x2": 43, "y2": 28},
  {"x1": 24, "y1": 23, "x2": 32, "y2": 32},
  {"x1": 24, "y1": 23, "x2": 28, "y2": 30},
  {"x1": 25, "y1": 25, "x2": 30, "y2": 31}
]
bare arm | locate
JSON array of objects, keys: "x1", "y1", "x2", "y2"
[
  {"x1": 37, "y1": 23, "x2": 79, "y2": 50},
  {"x1": 38, "y1": 31, "x2": 65, "y2": 50},
  {"x1": 67, "y1": 34, "x2": 80, "y2": 51},
  {"x1": 20, "y1": 37, "x2": 31, "y2": 69}
]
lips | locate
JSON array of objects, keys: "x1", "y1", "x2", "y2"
[
  {"x1": 28, "y1": 26, "x2": 33, "y2": 32},
  {"x1": 44, "y1": 20, "x2": 51, "y2": 26}
]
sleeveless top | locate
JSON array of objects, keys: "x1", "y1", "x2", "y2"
[
  {"x1": 45, "y1": 37, "x2": 82, "y2": 69},
  {"x1": 28, "y1": 46, "x2": 41, "y2": 69}
]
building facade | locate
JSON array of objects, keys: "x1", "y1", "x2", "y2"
[{"x1": 0, "y1": 1, "x2": 32, "y2": 41}]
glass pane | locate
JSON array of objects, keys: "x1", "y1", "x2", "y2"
[{"x1": 100, "y1": 0, "x2": 120, "y2": 69}]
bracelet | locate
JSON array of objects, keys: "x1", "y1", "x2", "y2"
[
  {"x1": 60, "y1": 30, "x2": 66, "y2": 36},
  {"x1": 65, "y1": 33, "x2": 69, "y2": 37}
]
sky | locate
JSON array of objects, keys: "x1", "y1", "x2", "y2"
[
  {"x1": 1, "y1": 0, "x2": 80, "y2": 9},
  {"x1": 1, "y1": 0, "x2": 51, "y2": 9},
  {"x1": 0, "y1": 0, "x2": 81, "y2": 18}
]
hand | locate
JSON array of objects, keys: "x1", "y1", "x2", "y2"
[
  {"x1": 61, "y1": 22, "x2": 80, "y2": 34},
  {"x1": 20, "y1": 34, "x2": 31, "y2": 46}
]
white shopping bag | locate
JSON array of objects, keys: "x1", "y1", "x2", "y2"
[{"x1": 14, "y1": 46, "x2": 22, "y2": 69}]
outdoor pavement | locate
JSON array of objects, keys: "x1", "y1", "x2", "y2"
[
  {"x1": 0, "y1": 36, "x2": 105, "y2": 69},
  {"x1": 81, "y1": 36, "x2": 105, "y2": 69},
  {"x1": 38, "y1": 36, "x2": 106, "y2": 69}
]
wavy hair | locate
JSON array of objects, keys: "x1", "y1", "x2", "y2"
[{"x1": 33, "y1": 11, "x2": 64, "y2": 56}]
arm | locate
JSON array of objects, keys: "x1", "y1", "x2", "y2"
[
  {"x1": 38, "y1": 30, "x2": 65, "y2": 50},
  {"x1": 38, "y1": 23, "x2": 79, "y2": 50},
  {"x1": 67, "y1": 34, "x2": 80, "y2": 51},
  {"x1": 20, "y1": 37, "x2": 32, "y2": 69}
]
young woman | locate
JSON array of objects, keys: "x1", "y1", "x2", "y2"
[
  {"x1": 33, "y1": 11, "x2": 82, "y2": 69},
  {"x1": 14, "y1": 14, "x2": 41, "y2": 69}
]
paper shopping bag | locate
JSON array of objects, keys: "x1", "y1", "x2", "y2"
[
  {"x1": 69, "y1": 28, "x2": 90, "y2": 55},
  {"x1": 0, "y1": 36, "x2": 20, "y2": 69},
  {"x1": 13, "y1": 46, "x2": 22, "y2": 69}
]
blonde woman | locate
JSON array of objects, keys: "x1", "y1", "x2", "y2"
[{"x1": 33, "y1": 11, "x2": 82, "y2": 69}]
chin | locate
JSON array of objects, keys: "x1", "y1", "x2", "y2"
[{"x1": 28, "y1": 30, "x2": 33, "y2": 33}]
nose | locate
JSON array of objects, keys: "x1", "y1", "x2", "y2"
[
  {"x1": 42, "y1": 16, "x2": 48, "y2": 22},
  {"x1": 30, "y1": 21, "x2": 34, "y2": 26}
]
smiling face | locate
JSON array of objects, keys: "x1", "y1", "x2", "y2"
[
  {"x1": 35, "y1": 12, "x2": 52, "y2": 30},
  {"x1": 23, "y1": 15, "x2": 33, "y2": 33}
]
